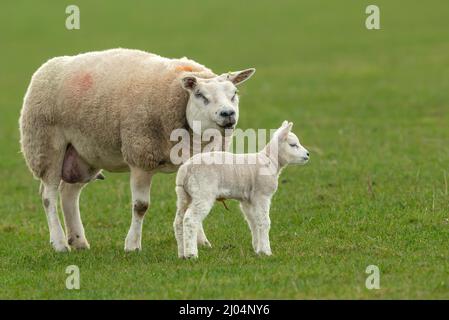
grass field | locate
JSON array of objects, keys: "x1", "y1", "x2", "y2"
[{"x1": 0, "y1": 0, "x2": 448, "y2": 299}]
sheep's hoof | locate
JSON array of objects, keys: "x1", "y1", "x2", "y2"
[
  {"x1": 124, "y1": 246, "x2": 142, "y2": 252},
  {"x1": 256, "y1": 250, "x2": 272, "y2": 256},
  {"x1": 124, "y1": 234, "x2": 141, "y2": 252},
  {"x1": 50, "y1": 240, "x2": 71, "y2": 252},
  {"x1": 74, "y1": 244, "x2": 90, "y2": 250},
  {"x1": 124, "y1": 240, "x2": 142, "y2": 252},
  {"x1": 184, "y1": 253, "x2": 198, "y2": 259},
  {"x1": 68, "y1": 236, "x2": 90, "y2": 250}
]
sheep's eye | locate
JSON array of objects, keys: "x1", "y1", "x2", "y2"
[
  {"x1": 195, "y1": 92, "x2": 209, "y2": 105},
  {"x1": 289, "y1": 143, "x2": 298, "y2": 148},
  {"x1": 231, "y1": 91, "x2": 238, "y2": 102},
  {"x1": 194, "y1": 92, "x2": 203, "y2": 99}
]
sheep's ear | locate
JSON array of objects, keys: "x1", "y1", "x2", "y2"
[
  {"x1": 222, "y1": 68, "x2": 256, "y2": 85},
  {"x1": 181, "y1": 76, "x2": 197, "y2": 91},
  {"x1": 276, "y1": 121, "x2": 293, "y2": 142}
]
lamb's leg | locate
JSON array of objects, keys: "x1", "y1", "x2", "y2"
[
  {"x1": 183, "y1": 199, "x2": 213, "y2": 258},
  {"x1": 124, "y1": 167, "x2": 153, "y2": 252},
  {"x1": 197, "y1": 222, "x2": 211, "y2": 248},
  {"x1": 60, "y1": 182, "x2": 90, "y2": 250},
  {"x1": 174, "y1": 186, "x2": 190, "y2": 258},
  {"x1": 41, "y1": 182, "x2": 70, "y2": 252},
  {"x1": 251, "y1": 198, "x2": 272, "y2": 256},
  {"x1": 239, "y1": 201, "x2": 259, "y2": 252}
]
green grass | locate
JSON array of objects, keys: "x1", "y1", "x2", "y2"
[{"x1": 0, "y1": 0, "x2": 448, "y2": 299}]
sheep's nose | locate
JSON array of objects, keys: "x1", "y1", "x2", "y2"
[
  {"x1": 302, "y1": 152, "x2": 310, "y2": 161},
  {"x1": 219, "y1": 110, "x2": 235, "y2": 118}
]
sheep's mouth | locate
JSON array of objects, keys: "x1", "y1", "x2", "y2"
[{"x1": 219, "y1": 123, "x2": 235, "y2": 130}]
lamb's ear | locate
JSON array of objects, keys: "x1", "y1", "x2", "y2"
[
  {"x1": 223, "y1": 68, "x2": 256, "y2": 85},
  {"x1": 276, "y1": 121, "x2": 293, "y2": 142},
  {"x1": 181, "y1": 76, "x2": 197, "y2": 91}
]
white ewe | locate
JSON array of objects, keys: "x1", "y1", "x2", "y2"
[
  {"x1": 174, "y1": 121, "x2": 309, "y2": 258},
  {"x1": 19, "y1": 48, "x2": 255, "y2": 252}
]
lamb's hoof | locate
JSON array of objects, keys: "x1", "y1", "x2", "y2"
[
  {"x1": 50, "y1": 240, "x2": 71, "y2": 252},
  {"x1": 183, "y1": 253, "x2": 198, "y2": 259},
  {"x1": 198, "y1": 239, "x2": 212, "y2": 248},
  {"x1": 68, "y1": 236, "x2": 90, "y2": 250}
]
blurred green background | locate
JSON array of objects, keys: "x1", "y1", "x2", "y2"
[{"x1": 0, "y1": 0, "x2": 448, "y2": 299}]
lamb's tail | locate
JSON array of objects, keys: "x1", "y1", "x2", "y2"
[
  {"x1": 175, "y1": 184, "x2": 190, "y2": 199},
  {"x1": 175, "y1": 164, "x2": 193, "y2": 207},
  {"x1": 175, "y1": 164, "x2": 188, "y2": 188}
]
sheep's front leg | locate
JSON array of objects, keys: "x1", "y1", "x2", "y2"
[
  {"x1": 183, "y1": 199, "x2": 213, "y2": 258},
  {"x1": 125, "y1": 167, "x2": 153, "y2": 252},
  {"x1": 252, "y1": 197, "x2": 272, "y2": 256}
]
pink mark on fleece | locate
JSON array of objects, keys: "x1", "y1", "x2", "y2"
[
  {"x1": 78, "y1": 73, "x2": 93, "y2": 90},
  {"x1": 69, "y1": 72, "x2": 93, "y2": 93}
]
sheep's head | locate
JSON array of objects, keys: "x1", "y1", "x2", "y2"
[
  {"x1": 272, "y1": 121, "x2": 310, "y2": 166},
  {"x1": 181, "y1": 68, "x2": 255, "y2": 135}
]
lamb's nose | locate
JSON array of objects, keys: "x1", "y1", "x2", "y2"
[
  {"x1": 220, "y1": 110, "x2": 235, "y2": 118},
  {"x1": 307, "y1": 152, "x2": 310, "y2": 157}
]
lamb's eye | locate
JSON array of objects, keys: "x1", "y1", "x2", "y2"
[
  {"x1": 231, "y1": 92, "x2": 238, "y2": 102},
  {"x1": 289, "y1": 143, "x2": 298, "y2": 148}
]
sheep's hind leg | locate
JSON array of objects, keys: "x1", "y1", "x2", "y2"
[
  {"x1": 41, "y1": 181, "x2": 70, "y2": 252},
  {"x1": 59, "y1": 144, "x2": 104, "y2": 250},
  {"x1": 252, "y1": 198, "x2": 272, "y2": 256},
  {"x1": 174, "y1": 186, "x2": 190, "y2": 258},
  {"x1": 240, "y1": 201, "x2": 259, "y2": 252},
  {"x1": 36, "y1": 137, "x2": 73, "y2": 252},
  {"x1": 183, "y1": 199, "x2": 214, "y2": 259},
  {"x1": 124, "y1": 167, "x2": 153, "y2": 252},
  {"x1": 60, "y1": 182, "x2": 90, "y2": 250}
]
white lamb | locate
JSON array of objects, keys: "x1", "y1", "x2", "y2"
[{"x1": 173, "y1": 121, "x2": 310, "y2": 258}]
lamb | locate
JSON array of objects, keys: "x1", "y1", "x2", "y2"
[
  {"x1": 19, "y1": 48, "x2": 255, "y2": 252},
  {"x1": 173, "y1": 121, "x2": 310, "y2": 259}
]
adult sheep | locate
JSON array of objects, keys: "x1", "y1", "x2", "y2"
[{"x1": 19, "y1": 48, "x2": 255, "y2": 252}]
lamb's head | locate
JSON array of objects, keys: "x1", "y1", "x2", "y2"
[
  {"x1": 273, "y1": 121, "x2": 310, "y2": 166},
  {"x1": 181, "y1": 69, "x2": 255, "y2": 135}
]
